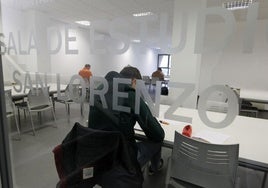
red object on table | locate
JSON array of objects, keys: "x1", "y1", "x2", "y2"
[{"x1": 182, "y1": 125, "x2": 192, "y2": 137}]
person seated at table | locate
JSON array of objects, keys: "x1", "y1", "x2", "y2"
[
  {"x1": 79, "y1": 64, "x2": 92, "y2": 86},
  {"x1": 151, "y1": 67, "x2": 165, "y2": 81},
  {"x1": 88, "y1": 66, "x2": 165, "y2": 186}
]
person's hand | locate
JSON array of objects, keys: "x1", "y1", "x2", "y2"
[{"x1": 159, "y1": 120, "x2": 169, "y2": 125}]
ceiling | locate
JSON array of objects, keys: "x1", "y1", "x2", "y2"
[
  {"x1": 207, "y1": 0, "x2": 268, "y2": 21},
  {"x1": 2, "y1": 0, "x2": 268, "y2": 46}
]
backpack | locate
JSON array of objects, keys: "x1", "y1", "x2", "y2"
[{"x1": 161, "y1": 86, "x2": 169, "y2": 95}]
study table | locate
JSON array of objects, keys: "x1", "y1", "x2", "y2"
[
  {"x1": 135, "y1": 105, "x2": 268, "y2": 187},
  {"x1": 240, "y1": 89, "x2": 268, "y2": 104}
]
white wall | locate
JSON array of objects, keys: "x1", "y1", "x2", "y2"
[
  {"x1": 1, "y1": 6, "x2": 38, "y2": 72},
  {"x1": 48, "y1": 23, "x2": 157, "y2": 83},
  {"x1": 199, "y1": 19, "x2": 268, "y2": 93},
  {"x1": 169, "y1": 0, "x2": 205, "y2": 108},
  {"x1": 2, "y1": 8, "x2": 157, "y2": 83},
  {"x1": 3, "y1": 5, "x2": 268, "y2": 92}
]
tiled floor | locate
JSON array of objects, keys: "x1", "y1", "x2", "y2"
[
  {"x1": 7, "y1": 102, "x2": 268, "y2": 188},
  {"x1": 9, "y1": 103, "x2": 86, "y2": 188}
]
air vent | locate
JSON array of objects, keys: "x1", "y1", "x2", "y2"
[{"x1": 223, "y1": 0, "x2": 253, "y2": 10}]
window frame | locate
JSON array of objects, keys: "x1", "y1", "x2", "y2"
[{"x1": 157, "y1": 54, "x2": 171, "y2": 76}]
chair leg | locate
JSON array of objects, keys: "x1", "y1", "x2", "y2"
[
  {"x1": 51, "y1": 108, "x2": 57, "y2": 128},
  {"x1": 23, "y1": 109, "x2": 26, "y2": 119},
  {"x1": 38, "y1": 111, "x2": 42, "y2": 124},
  {"x1": 64, "y1": 103, "x2": 71, "y2": 123},
  {"x1": 17, "y1": 108, "x2": 21, "y2": 128},
  {"x1": 67, "y1": 104, "x2": 70, "y2": 116},
  {"x1": 165, "y1": 157, "x2": 172, "y2": 188},
  {"x1": 261, "y1": 172, "x2": 267, "y2": 188},
  {"x1": 52, "y1": 97, "x2": 56, "y2": 112},
  {"x1": 13, "y1": 113, "x2": 21, "y2": 140},
  {"x1": 28, "y1": 111, "x2": 36, "y2": 136},
  {"x1": 64, "y1": 103, "x2": 70, "y2": 116},
  {"x1": 80, "y1": 102, "x2": 84, "y2": 117}
]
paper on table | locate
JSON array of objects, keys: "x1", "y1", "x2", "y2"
[{"x1": 193, "y1": 130, "x2": 230, "y2": 144}]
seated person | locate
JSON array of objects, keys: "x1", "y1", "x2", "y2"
[
  {"x1": 79, "y1": 64, "x2": 92, "y2": 86},
  {"x1": 151, "y1": 67, "x2": 165, "y2": 81},
  {"x1": 88, "y1": 66, "x2": 165, "y2": 187}
]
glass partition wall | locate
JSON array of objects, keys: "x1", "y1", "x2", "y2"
[{"x1": 0, "y1": 0, "x2": 268, "y2": 187}]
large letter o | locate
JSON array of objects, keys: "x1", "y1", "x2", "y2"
[
  {"x1": 69, "y1": 75, "x2": 86, "y2": 103},
  {"x1": 198, "y1": 85, "x2": 239, "y2": 129}
]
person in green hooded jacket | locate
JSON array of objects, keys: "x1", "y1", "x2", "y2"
[{"x1": 88, "y1": 66, "x2": 165, "y2": 186}]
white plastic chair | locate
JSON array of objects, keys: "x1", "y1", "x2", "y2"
[
  {"x1": 5, "y1": 89, "x2": 21, "y2": 140},
  {"x1": 53, "y1": 84, "x2": 83, "y2": 116},
  {"x1": 165, "y1": 131, "x2": 240, "y2": 188},
  {"x1": 17, "y1": 86, "x2": 56, "y2": 135},
  {"x1": 142, "y1": 76, "x2": 151, "y2": 88},
  {"x1": 150, "y1": 77, "x2": 159, "y2": 91}
]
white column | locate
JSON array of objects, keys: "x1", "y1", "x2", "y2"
[
  {"x1": 169, "y1": 0, "x2": 206, "y2": 108},
  {"x1": 31, "y1": 10, "x2": 51, "y2": 73}
]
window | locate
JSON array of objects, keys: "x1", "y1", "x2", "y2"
[{"x1": 157, "y1": 54, "x2": 171, "y2": 76}]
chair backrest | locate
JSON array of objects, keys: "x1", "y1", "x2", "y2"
[
  {"x1": 230, "y1": 87, "x2": 242, "y2": 111},
  {"x1": 65, "y1": 84, "x2": 81, "y2": 101},
  {"x1": 142, "y1": 76, "x2": 151, "y2": 85},
  {"x1": 5, "y1": 89, "x2": 14, "y2": 114},
  {"x1": 170, "y1": 131, "x2": 239, "y2": 188},
  {"x1": 151, "y1": 77, "x2": 159, "y2": 86},
  {"x1": 27, "y1": 86, "x2": 51, "y2": 109}
]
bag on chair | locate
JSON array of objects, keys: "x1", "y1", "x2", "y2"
[
  {"x1": 161, "y1": 86, "x2": 169, "y2": 95},
  {"x1": 53, "y1": 122, "x2": 143, "y2": 188}
]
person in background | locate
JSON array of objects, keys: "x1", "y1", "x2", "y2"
[
  {"x1": 79, "y1": 64, "x2": 92, "y2": 86},
  {"x1": 88, "y1": 66, "x2": 165, "y2": 187},
  {"x1": 151, "y1": 67, "x2": 164, "y2": 81}
]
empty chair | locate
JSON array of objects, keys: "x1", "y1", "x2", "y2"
[
  {"x1": 239, "y1": 99, "x2": 259, "y2": 117},
  {"x1": 53, "y1": 84, "x2": 83, "y2": 116},
  {"x1": 142, "y1": 75, "x2": 151, "y2": 88},
  {"x1": 5, "y1": 89, "x2": 21, "y2": 139},
  {"x1": 150, "y1": 77, "x2": 159, "y2": 91},
  {"x1": 17, "y1": 86, "x2": 56, "y2": 135},
  {"x1": 231, "y1": 87, "x2": 258, "y2": 118},
  {"x1": 165, "y1": 131, "x2": 239, "y2": 188}
]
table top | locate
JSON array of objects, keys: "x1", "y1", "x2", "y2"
[
  {"x1": 135, "y1": 105, "x2": 268, "y2": 165},
  {"x1": 239, "y1": 89, "x2": 268, "y2": 103}
]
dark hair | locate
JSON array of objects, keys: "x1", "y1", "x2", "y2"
[
  {"x1": 120, "y1": 66, "x2": 142, "y2": 80},
  {"x1": 157, "y1": 67, "x2": 162, "y2": 71},
  {"x1": 85, "y1": 64, "x2": 91, "y2": 68}
]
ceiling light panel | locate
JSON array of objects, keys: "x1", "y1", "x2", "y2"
[
  {"x1": 133, "y1": 11, "x2": 153, "y2": 17},
  {"x1": 75, "y1": 20, "x2": 91, "y2": 26}
]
